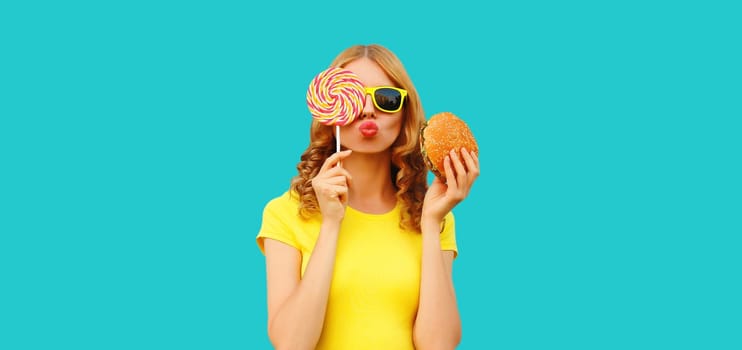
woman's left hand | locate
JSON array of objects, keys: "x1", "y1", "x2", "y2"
[{"x1": 422, "y1": 147, "x2": 480, "y2": 224}]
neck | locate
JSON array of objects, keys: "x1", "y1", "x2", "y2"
[{"x1": 342, "y1": 151, "x2": 398, "y2": 214}]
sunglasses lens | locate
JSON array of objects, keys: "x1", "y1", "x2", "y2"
[{"x1": 374, "y1": 88, "x2": 403, "y2": 112}]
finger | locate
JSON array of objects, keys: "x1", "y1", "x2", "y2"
[
  {"x1": 331, "y1": 185, "x2": 349, "y2": 204},
  {"x1": 313, "y1": 168, "x2": 352, "y2": 195},
  {"x1": 461, "y1": 148, "x2": 480, "y2": 181},
  {"x1": 324, "y1": 166, "x2": 354, "y2": 186},
  {"x1": 319, "y1": 183, "x2": 347, "y2": 198},
  {"x1": 323, "y1": 175, "x2": 351, "y2": 187},
  {"x1": 443, "y1": 155, "x2": 457, "y2": 190},
  {"x1": 321, "y1": 149, "x2": 352, "y2": 172},
  {"x1": 450, "y1": 149, "x2": 467, "y2": 190},
  {"x1": 320, "y1": 150, "x2": 353, "y2": 173}
]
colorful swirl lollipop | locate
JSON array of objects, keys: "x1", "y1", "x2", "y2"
[{"x1": 306, "y1": 67, "x2": 365, "y2": 126}]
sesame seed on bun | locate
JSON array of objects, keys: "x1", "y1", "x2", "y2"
[{"x1": 420, "y1": 112, "x2": 479, "y2": 181}]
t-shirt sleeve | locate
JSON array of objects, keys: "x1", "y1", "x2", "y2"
[
  {"x1": 439, "y1": 211, "x2": 458, "y2": 258},
  {"x1": 256, "y1": 194, "x2": 300, "y2": 255}
]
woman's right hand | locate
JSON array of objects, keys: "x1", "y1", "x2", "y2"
[{"x1": 311, "y1": 150, "x2": 353, "y2": 223}]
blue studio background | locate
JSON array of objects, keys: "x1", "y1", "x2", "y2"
[{"x1": 1, "y1": 1, "x2": 740, "y2": 349}]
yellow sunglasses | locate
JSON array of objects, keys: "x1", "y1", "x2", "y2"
[{"x1": 364, "y1": 86, "x2": 408, "y2": 113}]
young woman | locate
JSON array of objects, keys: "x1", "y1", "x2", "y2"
[{"x1": 257, "y1": 44, "x2": 479, "y2": 349}]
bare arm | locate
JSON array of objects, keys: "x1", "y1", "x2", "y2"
[
  {"x1": 414, "y1": 148, "x2": 479, "y2": 349},
  {"x1": 264, "y1": 221, "x2": 340, "y2": 350},
  {"x1": 413, "y1": 228, "x2": 461, "y2": 349},
  {"x1": 264, "y1": 150, "x2": 353, "y2": 350}
]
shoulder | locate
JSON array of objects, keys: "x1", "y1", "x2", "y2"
[
  {"x1": 263, "y1": 190, "x2": 300, "y2": 211},
  {"x1": 260, "y1": 190, "x2": 304, "y2": 224},
  {"x1": 257, "y1": 190, "x2": 305, "y2": 254}
]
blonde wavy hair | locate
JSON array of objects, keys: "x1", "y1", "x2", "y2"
[{"x1": 290, "y1": 44, "x2": 428, "y2": 232}]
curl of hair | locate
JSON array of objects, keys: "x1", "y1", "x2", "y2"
[{"x1": 290, "y1": 44, "x2": 428, "y2": 232}]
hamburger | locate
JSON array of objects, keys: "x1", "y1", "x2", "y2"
[{"x1": 419, "y1": 112, "x2": 479, "y2": 181}]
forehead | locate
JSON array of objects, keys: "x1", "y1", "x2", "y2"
[{"x1": 343, "y1": 57, "x2": 393, "y2": 87}]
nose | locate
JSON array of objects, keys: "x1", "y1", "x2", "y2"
[{"x1": 359, "y1": 92, "x2": 376, "y2": 119}]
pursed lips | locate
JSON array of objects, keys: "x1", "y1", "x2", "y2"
[{"x1": 359, "y1": 121, "x2": 378, "y2": 137}]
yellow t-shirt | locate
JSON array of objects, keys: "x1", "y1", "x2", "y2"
[{"x1": 256, "y1": 191, "x2": 457, "y2": 350}]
